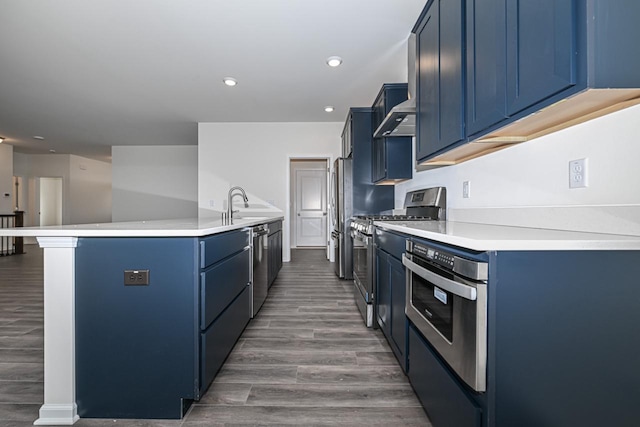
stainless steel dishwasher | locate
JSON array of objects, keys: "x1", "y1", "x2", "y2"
[{"x1": 251, "y1": 224, "x2": 269, "y2": 317}]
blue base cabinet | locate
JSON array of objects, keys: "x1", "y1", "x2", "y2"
[
  {"x1": 374, "y1": 227, "x2": 409, "y2": 372},
  {"x1": 406, "y1": 245, "x2": 640, "y2": 427},
  {"x1": 409, "y1": 325, "x2": 482, "y2": 427},
  {"x1": 76, "y1": 229, "x2": 251, "y2": 419},
  {"x1": 267, "y1": 219, "x2": 283, "y2": 287}
]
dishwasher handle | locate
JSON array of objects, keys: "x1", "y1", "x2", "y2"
[
  {"x1": 252, "y1": 225, "x2": 269, "y2": 237},
  {"x1": 402, "y1": 254, "x2": 478, "y2": 301}
]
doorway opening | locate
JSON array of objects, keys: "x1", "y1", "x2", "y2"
[
  {"x1": 289, "y1": 159, "x2": 329, "y2": 254},
  {"x1": 38, "y1": 177, "x2": 63, "y2": 226}
]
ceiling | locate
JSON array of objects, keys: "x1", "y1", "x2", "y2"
[{"x1": 0, "y1": 0, "x2": 426, "y2": 162}]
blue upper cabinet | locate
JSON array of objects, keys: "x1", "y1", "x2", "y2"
[
  {"x1": 348, "y1": 108, "x2": 395, "y2": 215},
  {"x1": 467, "y1": 0, "x2": 575, "y2": 135},
  {"x1": 466, "y1": 0, "x2": 507, "y2": 136},
  {"x1": 416, "y1": 0, "x2": 640, "y2": 167},
  {"x1": 505, "y1": 0, "x2": 577, "y2": 116},
  {"x1": 415, "y1": 0, "x2": 465, "y2": 163},
  {"x1": 371, "y1": 84, "x2": 412, "y2": 184}
]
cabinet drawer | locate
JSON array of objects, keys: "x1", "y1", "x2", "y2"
[
  {"x1": 200, "y1": 247, "x2": 250, "y2": 330},
  {"x1": 409, "y1": 325, "x2": 482, "y2": 427},
  {"x1": 374, "y1": 228, "x2": 407, "y2": 260},
  {"x1": 200, "y1": 286, "x2": 251, "y2": 392},
  {"x1": 200, "y1": 229, "x2": 250, "y2": 269}
]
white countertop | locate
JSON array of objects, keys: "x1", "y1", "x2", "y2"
[
  {"x1": 373, "y1": 220, "x2": 640, "y2": 251},
  {"x1": 0, "y1": 216, "x2": 284, "y2": 238}
]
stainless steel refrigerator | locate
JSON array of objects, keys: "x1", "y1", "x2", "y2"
[{"x1": 330, "y1": 158, "x2": 352, "y2": 279}]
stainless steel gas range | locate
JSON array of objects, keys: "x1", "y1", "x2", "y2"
[{"x1": 350, "y1": 187, "x2": 447, "y2": 327}]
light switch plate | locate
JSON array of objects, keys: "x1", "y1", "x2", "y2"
[{"x1": 463, "y1": 181, "x2": 471, "y2": 198}]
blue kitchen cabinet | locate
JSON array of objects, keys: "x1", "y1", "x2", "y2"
[
  {"x1": 342, "y1": 114, "x2": 353, "y2": 157},
  {"x1": 375, "y1": 227, "x2": 409, "y2": 372},
  {"x1": 465, "y1": 0, "x2": 579, "y2": 136},
  {"x1": 404, "y1": 238, "x2": 640, "y2": 427},
  {"x1": 371, "y1": 84, "x2": 412, "y2": 184},
  {"x1": 199, "y1": 232, "x2": 251, "y2": 390},
  {"x1": 505, "y1": 0, "x2": 576, "y2": 115},
  {"x1": 415, "y1": 0, "x2": 465, "y2": 163},
  {"x1": 267, "y1": 219, "x2": 283, "y2": 287},
  {"x1": 465, "y1": 0, "x2": 507, "y2": 136},
  {"x1": 409, "y1": 325, "x2": 483, "y2": 427},
  {"x1": 75, "y1": 228, "x2": 251, "y2": 419},
  {"x1": 347, "y1": 107, "x2": 394, "y2": 215},
  {"x1": 375, "y1": 249, "x2": 390, "y2": 333},
  {"x1": 417, "y1": 0, "x2": 640, "y2": 165}
]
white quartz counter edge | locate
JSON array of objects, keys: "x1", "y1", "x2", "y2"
[
  {"x1": 373, "y1": 220, "x2": 640, "y2": 251},
  {"x1": 0, "y1": 216, "x2": 284, "y2": 238}
]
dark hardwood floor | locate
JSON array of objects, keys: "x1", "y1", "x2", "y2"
[{"x1": 0, "y1": 247, "x2": 430, "y2": 426}]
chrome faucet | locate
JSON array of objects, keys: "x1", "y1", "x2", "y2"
[{"x1": 227, "y1": 186, "x2": 249, "y2": 222}]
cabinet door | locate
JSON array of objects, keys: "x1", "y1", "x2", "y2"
[
  {"x1": 372, "y1": 138, "x2": 386, "y2": 182},
  {"x1": 466, "y1": 0, "x2": 507, "y2": 136},
  {"x1": 416, "y1": 0, "x2": 465, "y2": 161},
  {"x1": 342, "y1": 115, "x2": 353, "y2": 157},
  {"x1": 506, "y1": 0, "x2": 576, "y2": 115},
  {"x1": 389, "y1": 254, "x2": 407, "y2": 365},
  {"x1": 375, "y1": 248, "x2": 391, "y2": 334}
]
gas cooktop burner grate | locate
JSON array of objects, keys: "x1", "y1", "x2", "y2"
[{"x1": 352, "y1": 214, "x2": 439, "y2": 222}]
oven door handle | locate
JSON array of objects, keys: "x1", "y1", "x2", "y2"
[
  {"x1": 350, "y1": 230, "x2": 370, "y2": 244},
  {"x1": 402, "y1": 254, "x2": 477, "y2": 301}
]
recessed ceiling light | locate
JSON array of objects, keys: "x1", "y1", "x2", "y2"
[
  {"x1": 49, "y1": 149, "x2": 56, "y2": 153},
  {"x1": 326, "y1": 56, "x2": 343, "y2": 67},
  {"x1": 223, "y1": 77, "x2": 238, "y2": 87},
  {"x1": 33, "y1": 136, "x2": 45, "y2": 140},
  {"x1": 324, "y1": 106, "x2": 335, "y2": 113}
]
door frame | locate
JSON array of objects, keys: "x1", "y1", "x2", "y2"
[{"x1": 286, "y1": 155, "x2": 334, "y2": 262}]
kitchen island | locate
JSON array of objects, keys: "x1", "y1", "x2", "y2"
[
  {"x1": 372, "y1": 220, "x2": 640, "y2": 427},
  {"x1": 0, "y1": 216, "x2": 283, "y2": 425}
]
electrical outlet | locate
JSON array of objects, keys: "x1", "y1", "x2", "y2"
[
  {"x1": 124, "y1": 270, "x2": 149, "y2": 286},
  {"x1": 463, "y1": 181, "x2": 471, "y2": 198},
  {"x1": 569, "y1": 158, "x2": 588, "y2": 188}
]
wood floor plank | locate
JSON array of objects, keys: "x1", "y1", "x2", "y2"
[
  {"x1": 245, "y1": 383, "x2": 423, "y2": 407},
  {"x1": 225, "y1": 350, "x2": 358, "y2": 366},
  {"x1": 184, "y1": 405, "x2": 431, "y2": 426}
]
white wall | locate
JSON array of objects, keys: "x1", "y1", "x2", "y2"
[
  {"x1": 395, "y1": 104, "x2": 640, "y2": 236},
  {"x1": 111, "y1": 146, "x2": 198, "y2": 222},
  {"x1": 13, "y1": 153, "x2": 112, "y2": 226},
  {"x1": 14, "y1": 153, "x2": 71, "y2": 225},
  {"x1": 69, "y1": 155, "x2": 112, "y2": 224},
  {"x1": 198, "y1": 122, "x2": 342, "y2": 261},
  {"x1": 0, "y1": 144, "x2": 13, "y2": 214}
]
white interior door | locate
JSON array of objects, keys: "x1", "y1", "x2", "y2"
[
  {"x1": 295, "y1": 169, "x2": 327, "y2": 247},
  {"x1": 39, "y1": 177, "x2": 63, "y2": 226}
]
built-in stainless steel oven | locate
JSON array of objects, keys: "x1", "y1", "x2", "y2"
[{"x1": 403, "y1": 240, "x2": 488, "y2": 392}]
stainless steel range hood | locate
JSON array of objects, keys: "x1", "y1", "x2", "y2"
[{"x1": 373, "y1": 34, "x2": 416, "y2": 138}]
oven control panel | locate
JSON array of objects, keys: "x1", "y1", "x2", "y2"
[{"x1": 412, "y1": 243, "x2": 454, "y2": 270}]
